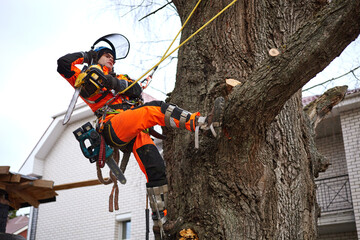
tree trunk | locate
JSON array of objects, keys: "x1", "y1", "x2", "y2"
[{"x1": 163, "y1": 0, "x2": 360, "y2": 239}]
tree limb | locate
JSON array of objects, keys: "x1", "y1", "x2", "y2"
[
  {"x1": 303, "y1": 66, "x2": 360, "y2": 92},
  {"x1": 304, "y1": 85, "x2": 348, "y2": 128},
  {"x1": 138, "y1": 1, "x2": 173, "y2": 21},
  {"x1": 227, "y1": 0, "x2": 360, "y2": 131}
]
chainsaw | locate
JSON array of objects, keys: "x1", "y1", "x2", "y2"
[
  {"x1": 62, "y1": 33, "x2": 130, "y2": 125},
  {"x1": 73, "y1": 122, "x2": 126, "y2": 184},
  {"x1": 63, "y1": 65, "x2": 109, "y2": 125}
]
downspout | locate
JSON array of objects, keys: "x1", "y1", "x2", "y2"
[{"x1": 27, "y1": 207, "x2": 38, "y2": 240}]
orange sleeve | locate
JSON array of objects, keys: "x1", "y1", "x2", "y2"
[{"x1": 57, "y1": 52, "x2": 84, "y2": 87}]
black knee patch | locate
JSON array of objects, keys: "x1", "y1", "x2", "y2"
[{"x1": 136, "y1": 144, "x2": 167, "y2": 185}]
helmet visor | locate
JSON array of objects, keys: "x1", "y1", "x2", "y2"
[{"x1": 93, "y1": 33, "x2": 130, "y2": 60}]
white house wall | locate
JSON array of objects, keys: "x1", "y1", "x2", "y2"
[{"x1": 34, "y1": 116, "x2": 153, "y2": 240}]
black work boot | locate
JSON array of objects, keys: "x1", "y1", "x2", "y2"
[
  {"x1": 147, "y1": 184, "x2": 183, "y2": 239},
  {"x1": 153, "y1": 217, "x2": 184, "y2": 239},
  {"x1": 194, "y1": 97, "x2": 225, "y2": 148}
]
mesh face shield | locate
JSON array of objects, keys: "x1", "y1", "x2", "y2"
[{"x1": 92, "y1": 33, "x2": 130, "y2": 60}]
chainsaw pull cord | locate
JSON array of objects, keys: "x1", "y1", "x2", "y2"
[{"x1": 117, "y1": 0, "x2": 238, "y2": 96}]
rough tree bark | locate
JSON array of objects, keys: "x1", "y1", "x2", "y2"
[{"x1": 160, "y1": 0, "x2": 360, "y2": 239}]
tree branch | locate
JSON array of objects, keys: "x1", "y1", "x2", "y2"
[
  {"x1": 303, "y1": 66, "x2": 360, "y2": 92},
  {"x1": 304, "y1": 85, "x2": 348, "y2": 129},
  {"x1": 138, "y1": 1, "x2": 173, "y2": 21},
  {"x1": 227, "y1": 0, "x2": 360, "y2": 131}
]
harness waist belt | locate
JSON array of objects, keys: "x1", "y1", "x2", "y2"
[
  {"x1": 108, "y1": 103, "x2": 132, "y2": 110},
  {"x1": 95, "y1": 103, "x2": 132, "y2": 117}
]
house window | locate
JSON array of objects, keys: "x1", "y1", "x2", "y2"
[
  {"x1": 116, "y1": 213, "x2": 131, "y2": 240},
  {"x1": 120, "y1": 220, "x2": 131, "y2": 240}
]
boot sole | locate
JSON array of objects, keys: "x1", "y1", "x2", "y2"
[{"x1": 212, "y1": 97, "x2": 225, "y2": 127}]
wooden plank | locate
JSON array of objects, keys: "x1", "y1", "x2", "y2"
[
  {"x1": 0, "y1": 174, "x2": 21, "y2": 183},
  {"x1": 16, "y1": 182, "x2": 32, "y2": 189},
  {"x1": 10, "y1": 174, "x2": 21, "y2": 183},
  {"x1": 54, "y1": 178, "x2": 108, "y2": 191},
  {"x1": 15, "y1": 179, "x2": 53, "y2": 189},
  {"x1": 8, "y1": 195, "x2": 20, "y2": 210},
  {"x1": 0, "y1": 175, "x2": 12, "y2": 182},
  {"x1": 29, "y1": 189, "x2": 58, "y2": 199},
  {"x1": 8, "y1": 188, "x2": 40, "y2": 208},
  {"x1": 32, "y1": 179, "x2": 54, "y2": 189},
  {"x1": 0, "y1": 166, "x2": 10, "y2": 175}
]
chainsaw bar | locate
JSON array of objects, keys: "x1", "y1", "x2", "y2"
[
  {"x1": 63, "y1": 87, "x2": 81, "y2": 125},
  {"x1": 106, "y1": 157, "x2": 127, "y2": 184}
]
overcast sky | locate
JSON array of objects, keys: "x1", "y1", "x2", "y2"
[{"x1": 0, "y1": 0, "x2": 359, "y2": 174}]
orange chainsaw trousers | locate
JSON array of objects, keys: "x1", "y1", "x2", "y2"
[{"x1": 103, "y1": 100, "x2": 200, "y2": 187}]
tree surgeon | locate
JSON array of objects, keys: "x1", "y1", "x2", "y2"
[{"x1": 57, "y1": 44, "x2": 224, "y2": 239}]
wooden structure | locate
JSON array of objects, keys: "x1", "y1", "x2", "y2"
[{"x1": 0, "y1": 166, "x2": 57, "y2": 210}]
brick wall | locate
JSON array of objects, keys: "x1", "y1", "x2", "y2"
[
  {"x1": 35, "y1": 117, "x2": 154, "y2": 240},
  {"x1": 315, "y1": 132, "x2": 347, "y2": 179},
  {"x1": 341, "y1": 108, "x2": 360, "y2": 239}
]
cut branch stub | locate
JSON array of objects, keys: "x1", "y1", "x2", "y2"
[
  {"x1": 304, "y1": 85, "x2": 348, "y2": 128},
  {"x1": 269, "y1": 48, "x2": 280, "y2": 56},
  {"x1": 225, "y1": 79, "x2": 242, "y2": 94}
]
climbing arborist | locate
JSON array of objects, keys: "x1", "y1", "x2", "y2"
[{"x1": 57, "y1": 42, "x2": 224, "y2": 239}]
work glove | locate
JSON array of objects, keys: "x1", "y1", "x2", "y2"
[
  {"x1": 83, "y1": 50, "x2": 97, "y2": 65},
  {"x1": 103, "y1": 74, "x2": 142, "y2": 97},
  {"x1": 103, "y1": 75, "x2": 118, "y2": 90},
  {"x1": 125, "y1": 81, "x2": 142, "y2": 98}
]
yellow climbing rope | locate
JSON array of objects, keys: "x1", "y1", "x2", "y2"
[{"x1": 118, "y1": 0, "x2": 238, "y2": 95}]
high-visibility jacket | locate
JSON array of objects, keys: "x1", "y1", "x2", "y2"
[
  {"x1": 57, "y1": 52, "x2": 200, "y2": 186},
  {"x1": 57, "y1": 52, "x2": 142, "y2": 121}
]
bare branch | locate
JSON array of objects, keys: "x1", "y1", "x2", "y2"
[
  {"x1": 303, "y1": 65, "x2": 360, "y2": 92},
  {"x1": 139, "y1": 1, "x2": 173, "y2": 21}
]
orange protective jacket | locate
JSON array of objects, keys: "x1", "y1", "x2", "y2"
[{"x1": 57, "y1": 52, "x2": 142, "y2": 122}]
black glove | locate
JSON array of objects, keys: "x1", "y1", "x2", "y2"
[
  {"x1": 125, "y1": 82, "x2": 142, "y2": 98},
  {"x1": 103, "y1": 74, "x2": 142, "y2": 96},
  {"x1": 83, "y1": 50, "x2": 97, "y2": 65},
  {"x1": 103, "y1": 75, "x2": 117, "y2": 90}
]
